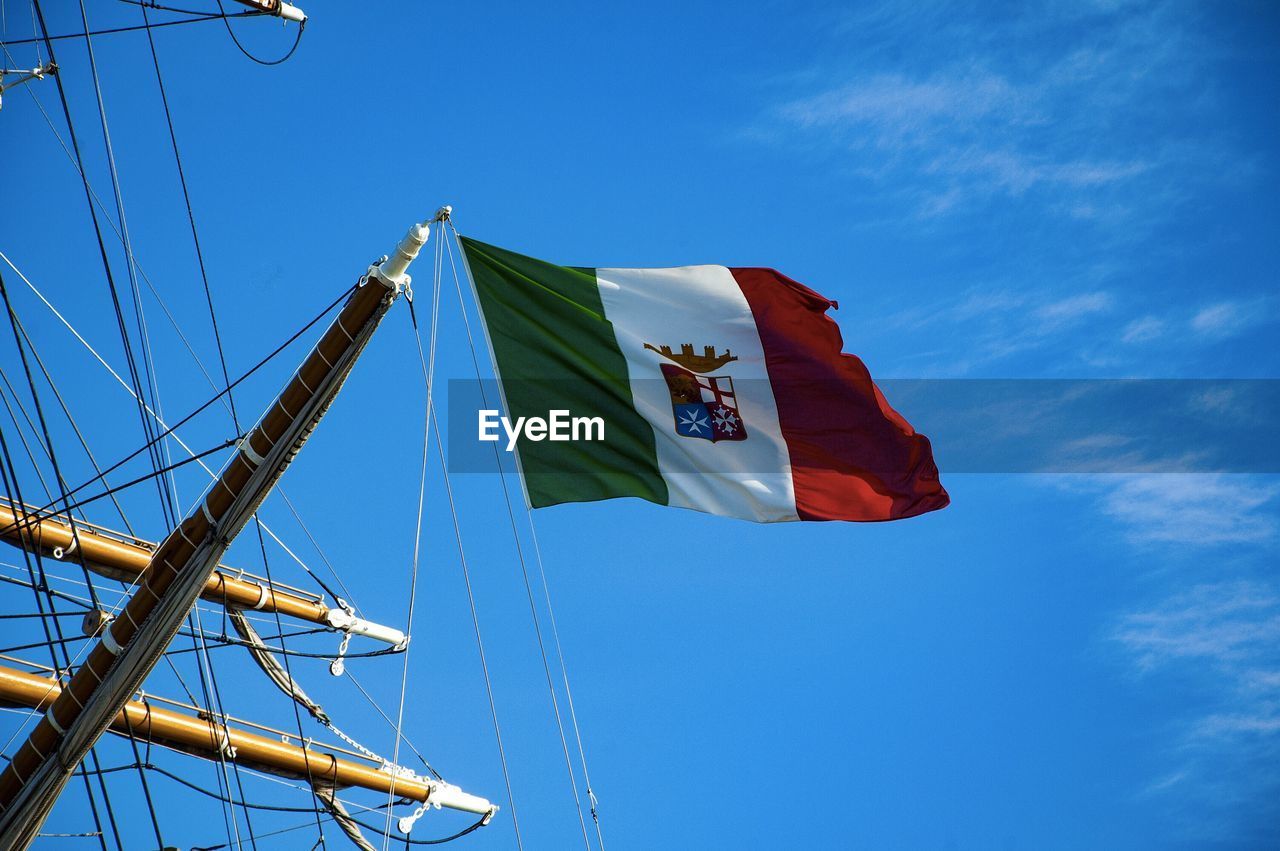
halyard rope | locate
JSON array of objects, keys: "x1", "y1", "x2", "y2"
[{"x1": 444, "y1": 222, "x2": 607, "y2": 850}]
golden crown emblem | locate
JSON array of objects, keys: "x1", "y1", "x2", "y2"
[{"x1": 643, "y1": 342, "x2": 738, "y2": 374}]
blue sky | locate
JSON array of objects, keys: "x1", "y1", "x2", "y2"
[{"x1": 1, "y1": 1, "x2": 1278, "y2": 848}]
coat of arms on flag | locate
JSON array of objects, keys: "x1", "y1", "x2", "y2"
[{"x1": 644, "y1": 343, "x2": 747, "y2": 443}]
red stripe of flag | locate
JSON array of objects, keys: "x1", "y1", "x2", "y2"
[{"x1": 730, "y1": 268, "x2": 949, "y2": 522}]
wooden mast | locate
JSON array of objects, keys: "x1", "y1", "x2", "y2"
[
  {"x1": 0, "y1": 222, "x2": 432, "y2": 848},
  {"x1": 0, "y1": 663, "x2": 495, "y2": 816},
  {"x1": 0, "y1": 501, "x2": 328, "y2": 624},
  {"x1": 0, "y1": 500, "x2": 405, "y2": 645}
]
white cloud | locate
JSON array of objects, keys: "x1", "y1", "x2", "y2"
[
  {"x1": 1190, "y1": 300, "x2": 1267, "y2": 339},
  {"x1": 1034, "y1": 291, "x2": 1113, "y2": 325},
  {"x1": 1099, "y1": 474, "x2": 1280, "y2": 546},
  {"x1": 1114, "y1": 581, "x2": 1280, "y2": 672},
  {"x1": 1111, "y1": 575, "x2": 1280, "y2": 839},
  {"x1": 1121, "y1": 316, "x2": 1165, "y2": 344},
  {"x1": 781, "y1": 72, "x2": 1023, "y2": 139},
  {"x1": 767, "y1": 2, "x2": 1218, "y2": 222}
]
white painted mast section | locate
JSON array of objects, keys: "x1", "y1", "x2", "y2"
[
  {"x1": 231, "y1": 0, "x2": 306, "y2": 23},
  {"x1": 326, "y1": 607, "x2": 408, "y2": 648}
]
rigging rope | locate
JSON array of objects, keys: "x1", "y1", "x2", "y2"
[
  {"x1": 0, "y1": 369, "x2": 55, "y2": 503},
  {"x1": 1, "y1": 244, "x2": 359, "y2": 608},
  {"x1": 75, "y1": 0, "x2": 180, "y2": 530},
  {"x1": 0, "y1": 246, "x2": 391, "y2": 842},
  {"x1": 138, "y1": 0, "x2": 241, "y2": 434},
  {"x1": 0, "y1": 73, "x2": 364, "y2": 612},
  {"x1": 0, "y1": 264, "x2": 121, "y2": 848},
  {"x1": 0, "y1": 251, "x2": 351, "y2": 523},
  {"x1": 0, "y1": 270, "x2": 104, "y2": 609},
  {"x1": 5, "y1": 315, "x2": 135, "y2": 532},
  {"x1": 393, "y1": 233, "x2": 524, "y2": 845},
  {"x1": 0, "y1": 10, "x2": 263, "y2": 46},
  {"x1": 380, "y1": 216, "x2": 445, "y2": 849},
  {"x1": 20, "y1": 436, "x2": 239, "y2": 521},
  {"x1": 214, "y1": 0, "x2": 304, "y2": 66},
  {"x1": 428, "y1": 396, "x2": 524, "y2": 850},
  {"x1": 443, "y1": 223, "x2": 606, "y2": 848},
  {"x1": 0, "y1": 426, "x2": 119, "y2": 851}
]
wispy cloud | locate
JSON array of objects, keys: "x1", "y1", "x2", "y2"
[
  {"x1": 1111, "y1": 574, "x2": 1280, "y2": 838},
  {"x1": 1114, "y1": 581, "x2": 1280, "y2": 672},
  {"x1": 1099, "y1": 474, "x2": 1280, "y2": 546},
  {"x1": 878, "y1": 288, "x2": 1273, "y2": 375},
  {"x1": 764, "y1": 2, "x2": 1224, "y2": 224},
  {"x1": 767, "y1": 3, "x2": 1275, "y2": 375},
  {"x1": 1098, "y1": 471, "x2": 1280, "y2": 835},
  {"x1": 877, "y1": 284, "x2": 1121, "y2": 374},
  {"x1": 1190, "y1": 299, "x2": 1270, "y2": 340},
  {"x1": 1121, "y1": 316, "x2": 1165, "y2": 344},
  {"x1": 1033, "y1": 292, "x2": 1113, "y2": 326}
]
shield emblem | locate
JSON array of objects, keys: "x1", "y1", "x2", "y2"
[{"x1": 660, "y1": 363, "x2": 747, "y2": 443}]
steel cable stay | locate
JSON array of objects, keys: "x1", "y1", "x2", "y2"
[
  {"x1": 379, "y1": 215, "x2": 445, "y2": 848},
  {"x1": 79, "y1": 0, "x2": 181, "y2": 535},
  {"x1": 0, "y1": 223, "x2": 499, "y2": 844},
  {"x1": 187, "y1": 606, "x2": 257, "y2": 848},
  {"x1": 1, "y1": 252, "x2": 107, "y2": 625},
  {"x1": 1, "y1": 316, "x2": 136, "y2": 533},
  {"x1": 9, "y1": 18, "x2": 221, "y2": 836},
  {"x1": 0, "y1": 249, "x2": 352, "y2": 523},
  {"x1": 0, "y1": 9, "x2": 264, "y2": 46},
  {"x1": 58, "y1": 0, "x2": 179, "y2": 532},
  {"x1": 0, "y1": 371, "x2": 56, "y2": 505},
  {"x1": 439, "y1": 228, "x2": 593, "y2": 849},
  {"x1": 0, "y1": 425, "x2": 119, "y2": 849},
  {"x1": 12, "y1": 437, "x2": 240, "y2": 522},
  {"x1": 2, "y1": 242, "x2": 362, "y2": 615},
  {"x1": 426, "y1": 385, "x2": 525, "y2": 851},
  {"x1": 370, "y1": 211, "x2": 523, "y2": 848},
  {"x1": 132, "y1": 22, "x2": 333, "y2": 839},
  {"x1": 442, "y1": 221, "x2": 607, "y2": 849},
  {"x1": 127, "y1": 14, "x2": 275, "y2": 837},
  {"x1": 0, "y1": 69, "x2": 366, "y2": 615},
  {"x1": 2, "y1": 270, "x2": 496, "y2": 847},
  {"x1": 0, "y1": 270, "x2": 124, "y2": 849},
  {"x1": 0, "y1": 323, "x2": 206, "y2": 844},
  {"x1": 10, "y1": 34, "x2": 176, "y2": 844},
  {"x1": 0, "y1": 281, "x2": 302, "y2": 844},
  {"x1": 3, "y1": 19, "x2": 481, "y2": 843}
]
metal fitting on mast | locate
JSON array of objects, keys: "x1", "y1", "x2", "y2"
[
  {"x1": 367, "y1": 221, "x2": 430, "y2": 294},
  {"x1": 325, "y1": 606, "x2": 408, "y2": 649},
  {"x1": 231, "y1": 0, "x2": 306, "y2": 23},
  {"x1": 0, "y1": 62, "x2": 56, "y2": 112}
]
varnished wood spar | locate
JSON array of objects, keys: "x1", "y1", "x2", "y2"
[
  {"x1": 0, "y1": 243, "x2": 414, "y2": 846},
  {"x1": 0, "y1": 502, "x2": 328, "y2": 625},
  {"x1": 0, "y1": 664, "x2": 435, "y2": 804}
]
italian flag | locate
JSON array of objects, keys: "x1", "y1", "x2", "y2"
[{"x1": 460, "y1": 237, "x2": 948, "y2": 523}]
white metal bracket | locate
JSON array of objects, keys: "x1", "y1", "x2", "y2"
[
  {"x1": 325, "y1": 606, "x2": 408, "y2": 650},
  {"x1": 367, "y1": 221, "x2": 430, "y2": 295}
]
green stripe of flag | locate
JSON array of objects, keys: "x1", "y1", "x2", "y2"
[{"x1": 460, "y1": 237, "x2": 668, "y2": 508}]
